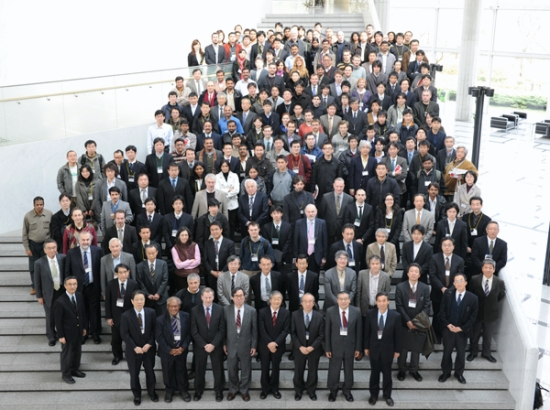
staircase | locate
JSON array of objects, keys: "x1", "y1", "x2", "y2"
[{"x1": 0, "y1": 234, "x2": 515, "y2": 409}]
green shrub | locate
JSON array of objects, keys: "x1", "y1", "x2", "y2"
[{"x1": 437, "y1": 89, "x2": 546, "y2": 110}]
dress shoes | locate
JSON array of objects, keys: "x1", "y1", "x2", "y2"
[
  {"x1": 455, "y1": 374, "x2": 466, "y2": 384},
  {"x1": 482, "y1": 354, "x2": 497, "y2": 363},
  {"x1": 216, "y1": 392, "x2": 223, "y2": 402},
  {"x1": 242, "y1": 393, "x2": 250, "y2": 401},
  {"x1": 295, "y1": 393, "x2": 302, "y2": 401},
  {"x1": 48, "y1": 340, "x2": 56, "y2": 347},
  {"x1": 289, "y1": 353, "x2": 294, "y2": 360},
  {"x1": 81, "y1": 338, "x2": 86, "y2": 345},
  {"x1": 133, "y1": 397, "x2": 141, "y2": 406},
  {"x1": 260, "y1": 392, "x2": 267, "y2": 400},
  {"x1": 150, "y1": 392, "x2": 159, "y2": 402},
  {"x1": 273, "y1": 391, "x2": 282, "y2": 399},
  {"x1": 308, "y1": 392, "x2": 317, "y2": 401},
  {"x1": 328, "y1": 392, "x2": 336, "y2": 402},
  {"x1": 397, "y1": 371, "x2": 406, "y2": 381},
  {"x1": 193, "y1": 392, "x2": 202, "y2": 401},
  {"x1": 30, "y1": 288, "x2": 36, "y2": 295},
  {"x1": 344, "y1": 392, "x2": 354, "y2": 402},
  {"x1": 385, "y1": 397, "x2": 395, "y2": 406},
  {"x1": 256, "y1": 357, "x2": 261, "y2": 362},
  {"x1": 71, "y1": 371, "x2": 86, "y2": 378},
  {"x1": 438, "y1": 373, "x2": 450, "y2": 383},
  {"x1": 410, "y1": 371, "x2": 423, "y2": 382},
  {"x1": 62, "y1": 376, "x2": 75, "y2": 384},
  {"x1": 467, "y1": 353, "x2": 477, "y2": 362},
  {"x1": 368, "y1": 396, "x2": 377, "y2": 405},
  {"x1": 227, "y1": 393, "x2": 236, "y2": 401},
  {"x1": 164, "y1": 393, "x2": 173, "y2": 403},
  {"x1": 112, "y1": 357, "x2": 121, "y2": 365},
  {"x1": 187, "y1": 371, "x2": 195, "y2": 379},
  {"x1": 180, "y1": 391, "x2": 191, "y2": 402},
  {"x1": 94, "y1": 336, "x2": 101, "y2": 344}
]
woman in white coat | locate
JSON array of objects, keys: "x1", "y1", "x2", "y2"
[
  {"x1": 453, "y1": 170, "x2": 481, "y2": 218},
  {"x1": 215, "y1": 160, "x2": 240, "y2": 239}
]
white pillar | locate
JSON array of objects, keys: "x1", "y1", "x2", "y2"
[
  {"x1": 374, "y1": 0, "x2": 390, "y2": 32},
  {"x1": 455, "y1": 0, "x2": 483, "y2": 122}
]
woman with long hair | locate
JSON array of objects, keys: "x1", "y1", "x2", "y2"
[
  {"x1": 375, "y1": 193, "x2": 403, "y2": 261},
  {"x1": 171, "y1": 227, "x2": 201, "y2": 291},
  {"x1": 289, "y1": 55, "x2": 310, "y2": 87},
  {"x1": 349, "y1": 31, "x2": 361, "y2": 55},
  {"x1": 190, "y1": 162, "x2": 207, "y2": 194},
  {"x1": 215, "y1": 160, "x2": 240, "y2": 239},
  {"x1": 74, "y1": 164, "x2": 98, "y2": 227},
  {"x1": 188, "y1": 39, "x2": 205, "y2": 67}
]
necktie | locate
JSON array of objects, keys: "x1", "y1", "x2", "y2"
[
  {"x1": 172, "y1": 317, "x2": 180, "y2": 346},
  {"x1": 380, "y1": 245, "x2": 385, "y2": 265},
  {"x1": 358, "y1": 206, "x2": 363, "y2": 219},
  {"x1": 191, "y1": 293, "x2": 195, "y2": 304},
  {"x1": 196, "y1": 81, "x2": 200, "y2": 94},
  {"x1": 206, "y1": 307, "x2": 211, "y2": 326},
  {"x1": 148, "y1": 215, "x2": 152, "y2": 224},
  {"x1": 137, "y1": 312, "x2": 143, "y2": 331},
  {"x1": 412, "y1": 284, "x2": 416, "y2": 294},
  {"x1": 275, "y1": 224, "x2": 280, "y2": 235},
  {"x1": 485, "y1": 280, "x2": 490, "y2": 296},
  {"x1": 249, "y1": 196, "x2": 254, "y2": 217},
  {"x1": 71, "y1": 295, "x2": 77, "y2": 310},
  {"x1": 336, "y1": 195, "x2": 341, "y2": 215},
  {"x1": 236, "y1": 309, "x2": 241, "y2": 328},
  {"x1": 150, "y1": 263, "x2": 155, "y2": 280},
  {"x1": 307, "y1": 220, "x2": 314, "y2": 255},
  {"x1": 299, "y1": 274, "x2": 305, "y2": 292},
  {"x1": 51, "y1": 260, "x2": 60, "y2": 291},
  {"x1": 141, "y1": 190, "x2": 146, "y2": 203},
  {"x1": 342, "y1": 310, "x2": 348, "y2": 328},
  {"x1": 265, "y1": 276, "x2": 271, "y2": 294},
  {"x1": 323, "y1": 97, "x2": 328, "y2": 107},
  {"x1": 231, "y1": 275, "x2": 235, "y2": 293},
  {"x1": 82, "y1": 251, "x2": 89, "y2": 286},
  {"x1": 457, "y1": 294, "x2": 463, "y2": 306},
  {"x1": 408, "y1": 152, "x2": 412, "y2": 164},
  {"x1": 489, "y1": 241, "x2": 494, "y2": 254},
  {"x1": 379, "y1": 314, "x2": 385, "y2": 330},
  {"x1": 313, "y1": 86, "x2": 316, "y2": 95},
  {"x1": 215, "y1": 240, "x2": 219, "y2": 255},
  {"x1": 121, "y1": 282, "x2": 126, "y2": 297},
  {"x1": 329, "y1": 116, "x2": 333, "y2": 132},
  {"x1": 445, "y1": 257, "x2": 451, "y2": 286},
  {"x1": 118, "y1": 229, "x2": 123, "y2": 241},
  {"x1": 353, "y1": 111, "x2": 356, "y2": 119},
  {"x1": 445, "y1": 257, "x2": 450, "y2": 270},
  {"x1": 305, "y1": 313, "x2": 310, "y2": 328},
  {"x1": 272, "y1": 311, "x2": 277, "y2": 327},
  {"x1": 416, "y1": 212, "x2": 421, "y2": 225},
  {"x1": 391, "y1": 159, "x2": 396, "y2": 171},
  {"x1": 346, "y1": 243, "x2": 352, "y2": 259},
  {"x1": 266, "y1": 141, "x2": 271, "y2": 151},
  {"x1": 129, "y1": 162, "x2": 134, "y2": 173},
  {"x1": 172, "y1": 179, "x2": 176, "y2": 188},
  {"x1": 243, "y1": 112, "x2": 247, "y2": 124}
]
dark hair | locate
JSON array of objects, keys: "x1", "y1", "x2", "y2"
[
  {"x1": 410, "y1": 224, "x2": 426, "y2": 235},
  {"x1": 58, "y1": 193, "x2": 71, "y2": 202},
  {"x1": 175, "y1": 226, "x2": 193, "y2": 245},
  {"x1": 469, "y1": 196, "x2": 483, "y2": 205},
  {"x1": 108, "y1": 186, "x2": 121, "y2": 195},
  {"x1": 464, "y1": 170, "x2": 478, "y2": 184},
  {"x1": 445, "y1": 202, "x2": 460, "y2": 214},
  {"x1": 78, "y1": 164, "x2": 94, "y2": 183},
  {"x1": 115, "y1": 263, "x2": 131, "y2": 273}
]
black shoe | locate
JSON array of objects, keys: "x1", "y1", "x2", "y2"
[
  {"x1": 48, "y1": 340, "x2": 56, "y2": 347},
  {"x1": 467, "y1": 353, "x2": 477, "y2": 362},
  {"x1": 71, "y1": 371, "x2": 86, "y2": 378},
  {"x1": 112, "y1": 357, "x2": 121, "y2": 365},
  {"x1": 308, "y1": 392, "x2": 317, "y2": 401},
  {"x1": 344, "y1": 392, "x2": 354, "y2": 402},
  {"x1": 187, "y1": 371, "x2": 195, "y2": 379},
  {"x1": 164, "y1": 393, "x2": 173, "y2": 403},
  {"x1": 273, "y1": 391, "x2": 282, "y2": 399},
  {"x1": 410, "y1": 371, "x2": 423, "y2": 382},
  {"x1": 193, "y1": 393, "x2": 202, "y2": 401},
  {"x1": 133, "y1": 397, "x2": 141, "y2": 406},
  {"x1": 81, "y1": 338, "x2": 86, "y2": 345},
  {"x1": 455, "y1": 374, "x2": 466, "y2": 384},
  {"x1": 482, "y1": 354, "x2": 497, "y2": 363},
  {"x1": 260, "y1": 392, "x2": 267, "y2": 400},
  {"x1": 256, "y1": 357, "x2": 261, "y2": 362},
  {"x1": 93, "y1": 336, "x2": 101, "y2": 344},
  {"x1": 368, "y1": 396, "x2": 377, "y2": 405},
  {"x1": 438, "y1": 373, "x2": 450, "y2": 383},
  {"x1": 397, "y1": 371, "x2": 406, "y2": 381},
  {"x1": 295, "y1": 393, "x2": 302, "y2": 401},
  {"x1": 180, "y1": 391, "x2": 191, "y2": 402},
  {"x1": 62, "y1": 376, "x2": 75, "y2": 384},
  {"x1": 289, "y1": 353, "x2": 294, "y2": 360},
  {"x1": 216, "y1": 393, "x2": 223, "y2": 402},
  {"x1": 150, "y1": 393, "x2": 159, "y2": 402},
  {"x1": 328, "y1": 392, "x2": 336, "y2": 402},
  {"x1": 386, "y1": 397, "x2": 395, "y2": 406}
]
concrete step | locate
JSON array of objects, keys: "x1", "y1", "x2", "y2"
[
  {"x1": 0, "y1": 236, "x2": 23, "y2": 243},
  {"x1": 0, "y1": 286, "x2": 36, "y2": 302},
  {"x1": 0, "y1": 258, "x2": 28, "y2": 273},
  {"x1": 0, "y1": 369, "x2": 509, "y2": 392},
  {"x1": 0, "y1": 243, "x2": 26, "y2": 257},
  {"x1": 0, "y1": 390, "x2": 516, "y2": 409}
]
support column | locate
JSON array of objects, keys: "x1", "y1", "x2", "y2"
[
  {"x1": 455, "y1": 0, "x2": 483, "y2": 122},
  {"x1": 376, "y1": 0, "x2": 391, "y2": 32}
]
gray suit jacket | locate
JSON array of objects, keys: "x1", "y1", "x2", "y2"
[
  {"x1": 402, "y1": 208, "x2": 434, "y2": 243},
  {"x1": 319, "y1": 114, "x2": 342, "y2": 138},
  {"x1": 92, "y1": 178, "x2": 128, "y2": 216},
  {"x1": 100, "y1": 251, "x2": 137, "y2": 296},
  {"x1": 186, "y1": 79, "x2": 207, "y2": 95},
  {"x1": 223, "y1": 303, "x2": 257, "y2": 357},
  {"x1": 217, "y1": 271, "x2": 250, "y2": 306},
  {"x1": 136, "y1": 259, "x2": 169, "y2": 305},
  {"x1": 319, "y1": 191, "x2": 354, "y2": 237},
  {"x1": 325, "y1": 304, "x2": 362, "y2": 357},
  {"x1": 366, "y1": 242, "x2": 397, "y2": 277},
  {"x1": 381, "y1": 156, "x2": 408, "y2": 194},
  {"x1": 323, "y1": 267, "x2": 357, "y2": 311},
  {"x1": 190, "y1": 190, "x2": 229, "y2": 220},
  {"x1": 355, "y1": 269, "x2": 391, "y2": 317},
  {"x1": 34, "y1": 254, "x2": 66, "y2": 305},
  {"x1": 100, "y1": 200, "x2": 133, "y2": 232}
]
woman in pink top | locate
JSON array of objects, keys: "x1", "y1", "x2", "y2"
[{"x1": 171, "y1": 227, "x2": 201, "y2": 291}]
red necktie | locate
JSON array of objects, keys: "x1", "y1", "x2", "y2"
[
  {"x1": 342, "y1": 310, "x2": 348, "y2": 328},
  {"x1": 236, "y1": 309, "x2": 241, "y2": 328},
  {"x1": 206, "y1": 307, "x2": 211, "y2": 326},
  {"x1": 272, "y1": 311, "x2": 277, "y2": 327}
]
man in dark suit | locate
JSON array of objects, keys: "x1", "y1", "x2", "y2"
[
  {"x1": 120, "y1": 145, "x2": 147, "y2": 192},
  {"x1": 293, "y1": 204, "x2": 328, "y2": 273},
  {"x1": 190, "y1": 288, "x2": 226, "y2": 402},
  {"x1": 135, "y1": 245, "x2": 169, "y2": 317},
  {"x1": 436, "y1": 138, "x2": 456, "y2": 173},
  {"x1": 325, "y1": 291, "x2": 362, "y2": 402},
  {"x1": 258, "y1": 291, "x2": 290, "y2": 399},
  {"x1": 364, "y1": 292, "x2": 402, "y2": 406},
  {"x1": 282, "y1": 175, "x2": 315, "y2": 226},
  {"x1": 100, "y1": 238, "x2": 137, "y2": 297},
  {"x1": 423, "y1": 182, "x2": 447, "y2": 225},
  {"x1": 435, "y1": 202, "x2": 468, "y2": 260},
  {"x1": 105, "y1": 264, "x2": 138, "y2": 365},
  {"x1": 235, "y1": 98, "x2": 258, "y2": 135},
  {"x1": 291, "y1": 293, "x2": 324, "y2": 401},
  {"x1": 101, "y1": 210, "x2": 138, "y2": 254},
  {"x1": 156, "y1": 162, "x2": 194, "y2": 215},
  {"x1": 326, "y1": 224, "x2": 363, "y2": 275},
  {"x1": 429, "y1": 237, "x2": 465, "y2": 341},
  {"x1": 237, "y1": 178, "x2": 270, "y2": 234},
  {"x1": 471, "y1": 221, "x2": 508, "y2": 276},
  {"x1": 467, "y1": 259, "x2": 506, "y2": 363},
  {"x1": 64, "y1": 231, "x2": 103, "y2": 344},
  {"x1": 204, "y1": 33, "x2": 226, "y2": 64},
  {"x1": 54, "y1": 276, "x2": 87, "y2": 384},
  {"x1": 401, "y1": 225, "x2": 434, "y2": 283},
  {"x1": 163, "y1": 195, "x2": 195, "y2": 252},
  {"x1": 131, "y1": 226, "x2": 161, "y2": 264},
  {"x1": 250, "y1": 257, "x2": 285, "y2": 312},
  {"x1": 202, "y1": 221, "x2": 235, "y2": 294},
  {"x1": 260, "y1": 206, "x2": 293, "y2": 272},
  {"x1": 343, "y1": 188, "x2": 375, "y2": 244},
  {"x1": 35, "y1": 239, "x2": 66, "y2": 346},
  {"x1": 128, "y1": 174, "x2": 157, "y2": 221},
  {"x1": 395, "y1": 263, "x2": 430, "y2": 382},
  {"x1": 463, "y1": 196, "x2": 491, "y2": 251},
  {"x1": 286, "y1": 255, "x2": 319, "y2": 312},
  {"x1": 194, "y1": 199, "x2": 230, "y2": 249},
  {"x1": 345, "y1": 98, "x2": 368, "y2": 137},
  {"x1": 120, "y1": 290, "x2": 158, "y2": 405},
  {"x1": 439, "y1": 273, "x2": 478, "y2": 384},
  {"x1": 156, "y1": 296, "x2": 191, "y2": 403},
  {"x1": 259, "y1": 62, "x2": 286, "y2": 96},
  {"x1": 145, "y1": 137, "x2": 174, "y2": 188},
  {"x1": 136, "y1": 198, "x2": 170, "y2": 247},
  {"x1": 319, "y1": 178, "x2": 354, "y2": 247}
]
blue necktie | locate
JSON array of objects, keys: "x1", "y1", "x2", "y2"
[
  {"x1": 457, "y1": 294, "x2": 463, "y2": 306},
  {"x1": 172, "y1": 317, "x2": 180, "y2": 347},
  {"x1": 379, "y1": 314, "x2": 385, "y2": 331},
  {"x1": 299, "y1": 274, "x2": 305, "y2": 292},
  {"x1": 82, "y1": 251, "x2": 89, "y2": 286},
  {"x1": 120, "y1": 283, "x2": 125, "y2": 297},
  {"x1": 347, "y1": 244, "x2": 353, "y2": 260},
  {"x1": 172, "y1": 179, "x2": 176, "y2": 188}
]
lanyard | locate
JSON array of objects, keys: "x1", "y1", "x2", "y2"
[
  {"x1": 385, "y1": 214, "x2": 394, "y2": 229},
  {"x1": 468, "y1": 212, "x2": 483, "y2": 230},
  {"x1": 248, "y1": 238, "x2": 262, "y2": 257}
]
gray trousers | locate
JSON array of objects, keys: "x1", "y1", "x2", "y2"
[
  {"x1": 327, "y1": 355, "x2": 354, "y2": 393},
  {"x1": 227, "y1": 351, "x2": 252, "y2": 394}
]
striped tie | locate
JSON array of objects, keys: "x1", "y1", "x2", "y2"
[{"x1": 485, "y1": 280, "x2": 489, "y2": 296}]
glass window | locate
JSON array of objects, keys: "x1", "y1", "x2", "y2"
[
  {"x1": 389, "y1": 8, "x2": 436, "y2": 47},
  {"x1": 436, "y1": 9, "x2": 464, "y2": 49},
  {"x1": 493, "y1": 10, "x2": 550, "y2": 54}
]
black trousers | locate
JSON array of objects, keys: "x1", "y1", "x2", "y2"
[
  {"x1": 369, "y1": 356, "x2": 393, "y2": 399},
  {"x1": 161, "y1": 352, "x2": 189, "y2": 394},
  {"x1": 432, "y1": 299, "x2": 443, "y2": 340},
  {"x1": 60, "y1": 339, "x2": 81, "y2": 378},
  {"x1": 327, "y1": 355, "x2": 354, "y2": 393},
  {"x1": 111, "y1": 325, "x2": 123, "y2": 359},
  {"x1": 259, "y1": 346, "x2": 285, "y2": 394},
  {"x1": 82, "y1": 283, "x2": 101, "y2": 338},
  {"x1": 307, "y1": 254, "x2": 321, "y2": 274},
  {"x1": 194, "y1": 348, "x2": 224, "y2": 394},
  {"x1": 441, "y1": 327, "x2": 467, "y2": 376},
  {"x1": 470, "y1": 320, "x2": 495, "y2": 357},
  {"x1": 126, "y1": 350, "x2": 156, "y2": 398},
  {"x1": 28, "y1": 240, "x2": 45, "y2": 288},
  {"x1": 44, "y1": 289, "x2": 63, "y2": 342},
  {"x1": 293, "y1": 350, "x2": 321, "y2": 394}
]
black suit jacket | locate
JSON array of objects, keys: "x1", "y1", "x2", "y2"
[
  {"x1": 145, "y1": 153, "x2": 174, "y2": 188},
  {"x1": 468, "y1": 274, "x2": 506, "y2": 322},
  {"x1": 435, "y1": 219, "x2": 468, "y2": 260},
  {"x1": 261, "y1": 221, "x2": 293, "y2": 264},
  {"x1": 325, "y1": 240, "x2": 363, "y2": 275},
  {"x1": 101, "y1": 224, "x2": 138, "y2": 255},
  {"x1": 364, "y1": 309, "x2": 402, "y2": 361},
  {"x1": 395, "y1": 281, "x2": 431, "y2": 325},
  {"x1": 214, "y1": 156, "x2": 240, "y2": 174},
  {"x1": 259, "y1": 75, "x2": 286, "y2": 96},
  {"x1": 136, "y1": 212, "x2": 169, "y2": 246},
  {"x1": 429, "y1": 253, "x2": 465, "y2": 302},
  {"x1": 120, "y1": 161, "x2": 147, "y2": 192},
  {"x1": 258, "y1": 306, "x2": 290, "y2": 353},
  {"x1": 54, "y1": 291, "x2": 87, "y2": 342},
  {"x1": 260, "y1": 112, "x2": 281, "y2": 135},
  {"x1": 463, "y1": 213, "x2": 491, "y2": 248},
  {"x1": 51, "y1": 210, "x2": 72, "y2": 251},
  {"x1": 286, "y1": 270, "x2": 320, "y2": 312},
  {"x1": 423, "y1": 194, "x2": 447, "y2": 224},
  {"x1": 471, "y1": 236, "x2": 507, "y2": 275},
  {"x1": 237, "y1": 191, "x2": 270, "y2": 232},
  {"x1": 131, "y1": 240, "x2": 161, "y2": 264},
  {"x1": 293, "y1": 217, "x2": 328, "y2": 266},
  {"x1": 439, "y1": 288, "x2": 478, "y2": 338},
  {"x1": 343, "y1": 202, "x2": 375, "y2": 244},
  {"x1": 282, "y1": 191, "x2": 315, "y2": 226},
  {"x1": 344, "y1": 110, "x2": 368, "y2": 137},
  {"x1": 195, "y1": 213, "x2": 230, "y2": 251},
  {"x1": 120, "y1": 307, "x2": 157, "y2": 352},
  {"x1": 181, "y1": 105, "x2": 201, "y2": 130},
  {"x1": 156, "y1": 311, "x2": 191, "y2": 360},
  {"x1": 291, "y1": 309, "x2": 324, "y2": 354},
  {"x1": 104, "y1": 278, "x2": 138, "y2": 326},
  {"x1": 65, "y1": 245, "x2": 103, "y2": 294},
  {"x1": 250, "y1": 271, "x2": 285, "y2": 311},
  {"x1": 163, "y1": 212, "x2": 195, "y2": 250},
  {"x1": 190, "y1": 303, "x2": 225, "y2": 349},
  {"x1": 128, "y1": 187, "x2": 158, "y2": 218},
  {"x1": 156, "y1": 177, "x2": 194, "y2": 215},
  {"x1": 203, "y1": 237, "x2": 235, "y2": 274},
  {"x1": 436, "y1": 148, "x2": 456, "y2": 174},
  {"x1": 401, "y1": 241, "x2": 433, "y2": 283}
]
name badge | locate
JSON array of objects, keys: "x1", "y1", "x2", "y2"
[
  {"x1": 272, "y1": 238, "x2": 279, "y2": 245},
  {"x1": 339, "y1": 146, "x2": 345, "y2": 151},
  {"x1": 381, "y1": 263, "x2": 385, "y2": 270},
  {"x1": 251, "y1": 256, "x2": 258, "y2": 262},
  {"x1": 293, "y1": 167, "x2": 299, "y2": 172},
  {"x1": 340, "y1": 328, "x2": 348, "y2": 336},
  {"x1": 408, "y1": 300, "x2": 417, "y2": 308},
  {"x1": 141, "y1": 329, "x2": 145, "y2": 334},
  {"x1": 128, "y1": 177, "x2": 134, "y2": 183},
  {"x1": 471, "y1": 229, "x2": 478, "y2": 236},
  {"x1": 300, "y1": 209, "x2": 304, "y2": 214},
  {"x1": 85, "y1": 267, "x2": 91, "y2": 274},
  {"x1": 308, "y1": 239, "x2": 315, "y2": 245},
  {"x1": 142, "y1": 204, "x2": 145, "y2": 208},
  {"x1": 174, "y1": 335, "x2": 181, "y2": 341},
  {"x1": 485, "y1": 254, "x2": 492, "y2": 259},
  {"x1": 110, "y1": 213, "x2": 115, "y2": 219},
  {"x1": 88, "y1": 195, "x2": 93, "y2": 200},
  {"x1": 172, "y1": 230, "x2": 177, "y2": 237},
  {"x1": 116, "y1": 298, "x2": 124, "y2": 307},
  {"x1": 386, "y1": 228, "x2": 391, "y2": 234},
  {"x1": 354, "y1": 220, "x2": 361, "y2": 226},
  {"x1": 348, "y1": 260, "x2": 355, "y2": 267},
  {"x1": 157, "y1": 166, "x2": 163, "y2": 173},
  {"x1": 240, "y1": 172, "x2": 245, "y2": 178},
  {"x1": 362, "y1": 171, "x2": 369, "y2": 176},
  {"x1": 445, "y1": 270, "x2": 450, "y2": 276},
  {"x1": 305, "y1": 333, "x2": 309, "y2": 340},
  {"x1": 215, "y1": 256, "x2": 219, "y2": 264},
  {"x1": 377, "y1": 330, "x2": 383, "y2": 339},
  {"x1": 424, "y1": 181, "x2": 431, "y2": 186}
]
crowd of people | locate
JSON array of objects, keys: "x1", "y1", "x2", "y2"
[{"x1": 21, "y1": 20, "x2": 509, "y2": 407}]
